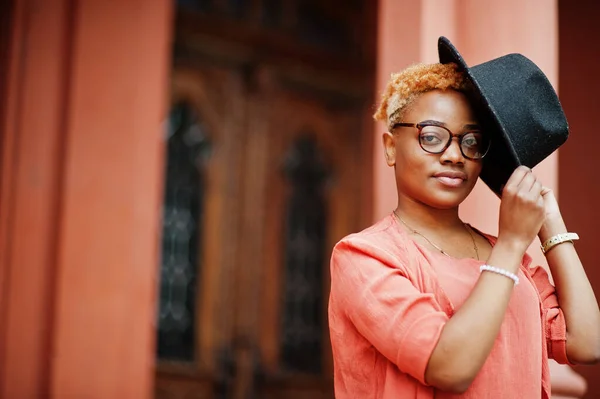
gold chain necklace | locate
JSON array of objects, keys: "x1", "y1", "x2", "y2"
[{"x1": 393, "y1": 211, "x2": 479, "y2": 260}]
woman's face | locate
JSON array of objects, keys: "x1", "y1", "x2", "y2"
[{"x1": 383, "y1": 89, "x2": 483, "y2": 209}]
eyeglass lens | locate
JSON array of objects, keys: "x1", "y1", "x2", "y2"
[{"x1": 418, "y1": 125, "x2": 489, "y2": 159}]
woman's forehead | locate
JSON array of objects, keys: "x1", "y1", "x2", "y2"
[{"x1": 403, "y1": 90, "x2": 477, "y2": 125}]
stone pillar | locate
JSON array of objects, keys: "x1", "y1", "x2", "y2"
[{"x1": 0, "y1": 1, "x2": 172, "y2": 397}]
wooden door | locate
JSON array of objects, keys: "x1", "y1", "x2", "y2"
[
  {"x1": 155, "y1": 1, "x2": 375, "y2": 398},
  {"x1": 251, "y1": 70, "x2": 369, "y2": 399}
]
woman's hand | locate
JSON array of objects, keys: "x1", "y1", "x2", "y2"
[{"x1": 498, "y1": 166, "x2": 546, "y2": 254}]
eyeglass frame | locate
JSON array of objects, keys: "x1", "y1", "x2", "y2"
[{"x1": 391, "y1": 120, "x2": 491, "y2": 160}]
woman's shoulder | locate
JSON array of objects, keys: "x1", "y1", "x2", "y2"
[
  {"x1": 337, "y1": 214, "x2": 399, "y2": 242},
  {"x1": 333, "y1": 214, "x2": 411, "y2": 262}
]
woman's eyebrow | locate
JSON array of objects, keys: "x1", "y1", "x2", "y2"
[
  {"x1": 420, "y1": 119, "x2": 445, "y2": 126},
  {"x1": 420, "y1": 120, "x2": 482, "y2": 130}
]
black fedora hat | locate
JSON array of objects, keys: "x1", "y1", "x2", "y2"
[{"x1": 437, "y1": 36, "x2": 569, "y2": 195}]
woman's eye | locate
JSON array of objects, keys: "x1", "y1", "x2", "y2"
[
  {"x1": 463, "y1": 134, "x2": 482, "y2": 147},
  {"x1": 421, "y1": 134, "x2": 442, "y2": 144},
  {"x1": 463, "y1": 138, "x2": 478, "y2": 146}
]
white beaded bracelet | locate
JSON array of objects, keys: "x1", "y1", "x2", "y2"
[{"x1": 480, "y1": 265, "x2": 519, "y2": 286}]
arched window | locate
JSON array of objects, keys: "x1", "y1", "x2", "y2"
[
  {"x1": 280, "y1": 134, "x2": 328, "y2": 373},
  {"x1": 157, "y1": 103, "x2": 211, "y2": 361}
]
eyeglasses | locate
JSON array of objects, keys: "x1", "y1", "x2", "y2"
[{"x1": 393, "y1": 121, "x2": 491, "y2": 160}]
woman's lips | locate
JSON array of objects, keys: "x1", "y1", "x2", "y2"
[
  {"x1": 434, "y1": 176, "x2": 465, "y2": 187},
  {"x1": 433, "y1": 171, "x2": 467, "y2": 188}
]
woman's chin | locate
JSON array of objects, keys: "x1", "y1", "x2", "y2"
[
  {"x1": 401, "y1": 183, "x2": 473, "y2": 209},
  {"x1": 422, "y1": 192, "x2": 468, "y2": 209}
]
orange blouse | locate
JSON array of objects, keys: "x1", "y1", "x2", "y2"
[{"x1": 328, "y1": 214, "x2": 570, "y2": 398}]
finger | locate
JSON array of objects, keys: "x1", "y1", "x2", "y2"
[
  {"x1": 530, "y1": 180, "x2": 543, "y2": 197},
  {"x1": 504, "y1": 166, "x2": 530, "y2": 192},
  {"x1": 516, "y1": 169, "x2": 536, "y2": 192}
]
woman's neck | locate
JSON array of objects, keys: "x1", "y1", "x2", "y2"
[{"x1": 394, "y1": 196, "x2": 464, "y2": 232}]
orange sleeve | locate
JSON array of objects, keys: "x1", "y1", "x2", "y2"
[
  {"x1": 528, "y1": 265, "x2": 572, "y2": 365},
  {"x1": 330, "y1": 238, "x2": 449, "y2": 385}
]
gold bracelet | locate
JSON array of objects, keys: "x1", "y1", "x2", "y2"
[{"x1": 541, "y1": 232, "x2": 579, "y2": 254}]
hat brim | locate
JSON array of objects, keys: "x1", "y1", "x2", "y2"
[{"x1": 438, "y1": 36, "x2": 521, "y2": 195}]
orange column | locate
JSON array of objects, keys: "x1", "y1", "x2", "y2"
[
  {"x1": 374, "y1": 0, "x2": 422, "y2": 220},
  {"x1": 0, "y1": 1, "x2": 171, "y2": 397},
  {"x1": 373, "y1": 0, "x2": 461, "y2": 220},
  {"x1": 0, "y1": 1, "x2": 72, "y2": 396}
]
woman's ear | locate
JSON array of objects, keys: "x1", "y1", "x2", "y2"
[{"x1": 382, "y1": 132, "x2": 396, "y2": 166}]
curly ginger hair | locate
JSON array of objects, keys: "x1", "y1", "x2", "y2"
[{"x1": 373, "y1": 63, "x2": 469, "y2": 130}]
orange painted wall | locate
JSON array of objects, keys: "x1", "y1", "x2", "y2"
[
  {"x1": 558, "y1": 2, "x2": 600, "y2": 397},
  {"x1": 0, "y1": 1, "x2": 172, "y2": 397}
]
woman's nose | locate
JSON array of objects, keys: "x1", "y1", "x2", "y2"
[{"x1": 440, "y1": 137, "x2": 465, "y2": 163}]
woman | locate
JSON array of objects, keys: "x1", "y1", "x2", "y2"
[{"x1": 328, "y1": 60, "x2": 600, "y2": 398}]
